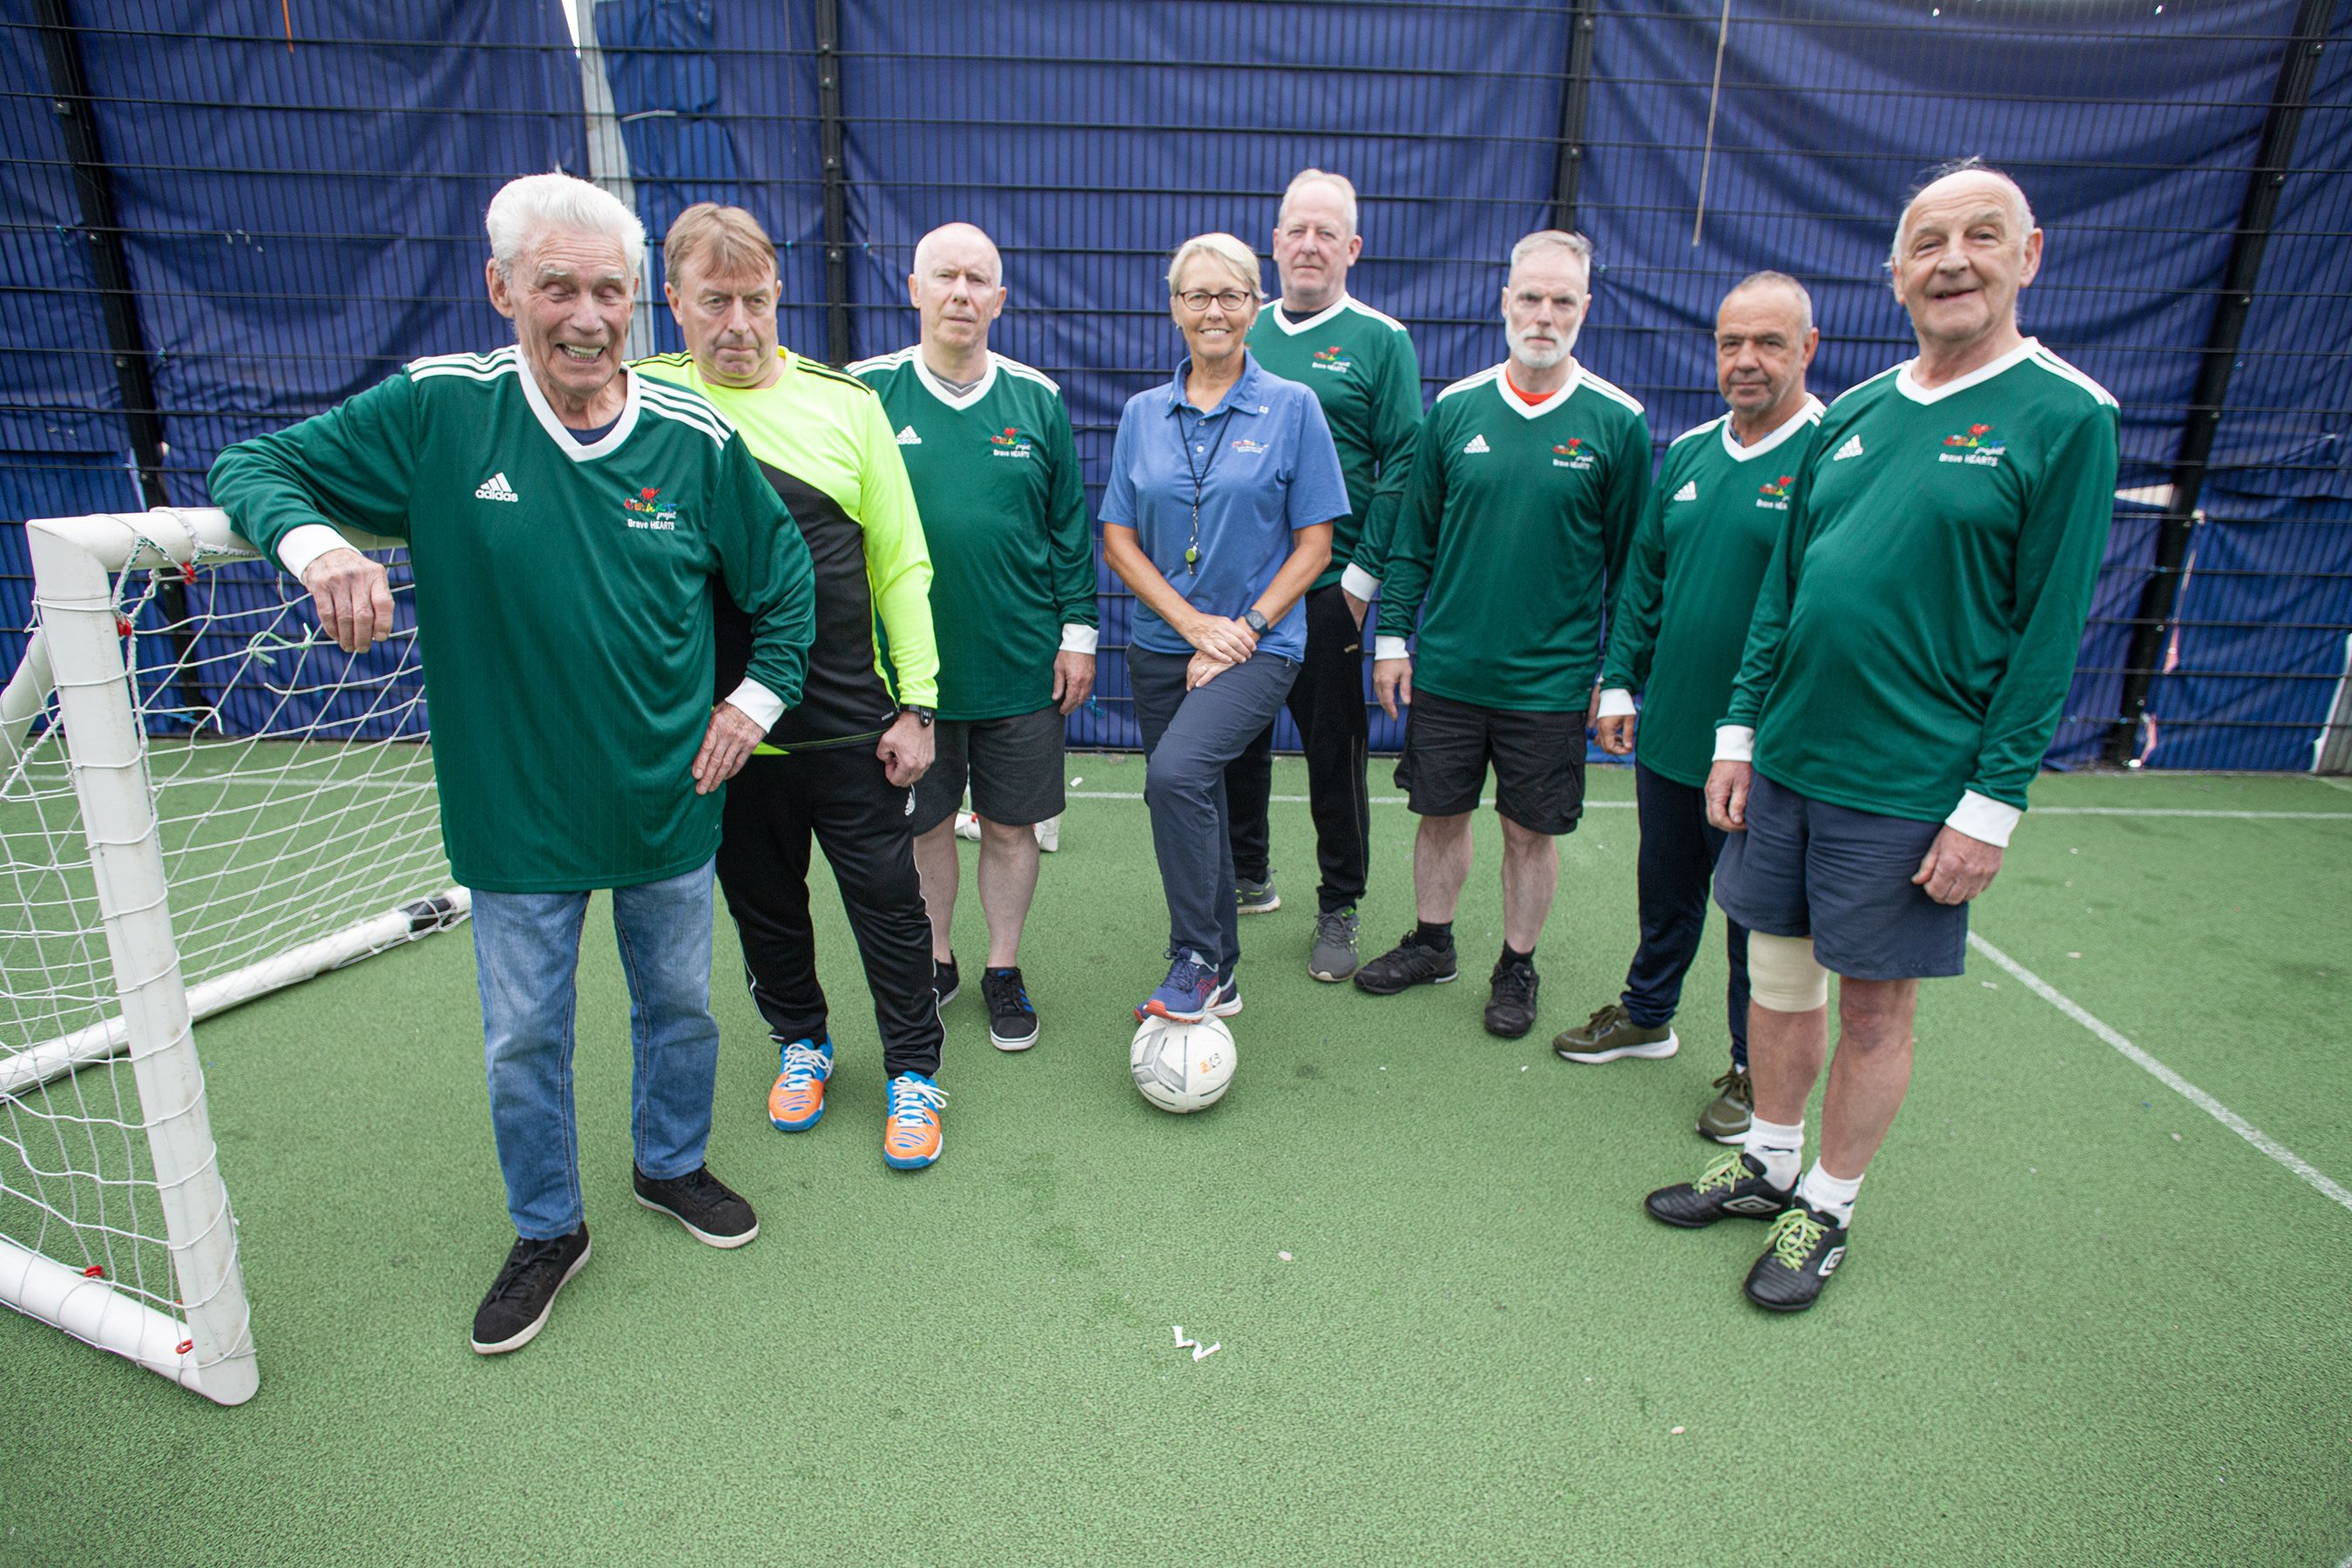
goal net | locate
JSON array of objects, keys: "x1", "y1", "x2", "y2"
[{"x1": 0, "y1": 508, "x2": 468, "y2": 1406}]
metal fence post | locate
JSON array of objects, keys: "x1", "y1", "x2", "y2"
[{"x1": 814, "y1": 0, "x2": 854, "y2": 366}]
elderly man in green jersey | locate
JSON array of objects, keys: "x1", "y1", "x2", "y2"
[
  {"x1": 638, "y1": 204, "x2": 951, "y2": 1172},
  {"x1": 1646, "y1": 161, "x2": 2119, "y2": 1313},
  {"x1": 1223, "y1": 170, "x2": 1423, "y2": 982},
  {"x1": 209, "y1": 173, "x2": 816, "y2": 1355},
  {"x1": 1359, "y1": 230, "x2": 1651, "y2": 1039},
  {"x1": 849, "y1": 223, "x2": 1096, "y2": 1052},
  {"x1": 1562, "y1": 274, "x2": 1824, "y2": 1144}
]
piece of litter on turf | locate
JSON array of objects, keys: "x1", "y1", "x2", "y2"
[
  {"x1": 2172, "y1": 1132, "x2": 2182, "y2": 1142},
  {"x1": 1521, "y1": 1064, "x2": 1529, "y2": 1071},
  {"x1": 1192, "y1": 1342, "x2": 1221, "y2": 1362},
  {"x1": 1981, "y1": 980, "x2": 1998, "y2": 989},
  {"x1": 1670, "y1": 1426, "x2": 1686, "y2": 1436},
  {"x1": 2068, "y1": 951, "x2": 2083, "y2": 958},
  {"x1": 1278, "y1": 1250, "x2": 1293, "y2": 1261},
  {"x1": 1070, "y1": 776, "x2": 1083, "y2": 786}
]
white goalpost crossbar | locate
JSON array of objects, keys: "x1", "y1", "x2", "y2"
[{"x1": 0, "y1": 507, "x2": 460, "y2": 1407}]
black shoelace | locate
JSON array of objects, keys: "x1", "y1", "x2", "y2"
[{"x1": 485, "y1": 1236, "x2": 573, "y2": 1303}]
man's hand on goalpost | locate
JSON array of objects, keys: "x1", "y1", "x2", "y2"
[
  {"x1": 300, "y1": 547, "x2": 395, "y2": 653},
  {"x1": 693, "y1": 701, "x2": 764, "y2": 794}
]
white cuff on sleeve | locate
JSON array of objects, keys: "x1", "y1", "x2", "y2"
[
  {"x1": 277, "y1": 524, "x2": 354, "y2": 579},
  {"x1": 723, "y1": 678, "x2": 784, "y2": 733},
  {"x1": 1339, "y1": 563, "x2": 1381, "y2": 602},
  {"x1": 1059, "y1": 623, "x2": 1099, "y2": 656},
  {"x1": 1597, "y1": 688, "x2": 1636, "y2": 719},
  {"x1": 1374, "y1": 635, "x2": 1410, "y2": 662},
  {"x1": 1943, "y1": 789, "x2": 2021, "y2": 848},
  {"x1": 1713, "y1": 724, "x2": 1755, "y2": 762}
]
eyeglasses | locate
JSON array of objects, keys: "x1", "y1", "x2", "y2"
[{"x1": 1175, "y1": 289, "x2": 1255, "y2": 314}]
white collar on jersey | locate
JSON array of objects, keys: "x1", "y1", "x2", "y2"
[
  {"x1": 1895, "y1": 336, "x2": 2041, "y2": 406},
  {"x1": 911, "y1": 349, "x2": 1001, "y2": 411},
  {"x1": 1718, "y1": 394, "x2": 1825, "y2": 463},
  {"x1": 517, "y1": 354, "x2": 643, "y2": 462},
  {"x1": 1267, "y1": 294, "x2": 1355, "y2": 336},
  {"x1": 1490, "y1": 360, "x2": 1583, "y2": 421}
]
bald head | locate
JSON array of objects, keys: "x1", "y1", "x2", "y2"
[
  {"x1": 1722, "y1": 270, "x2": 1813, "y2": 338},
  {"x1": 913, "y1": 221, "x2": 1002, "y2": 288},
  {"x1": 1890, "y1": 164, "x2": 2035, "y2": 274},
  {"x1": 1715, "y1": 271, "x2": 1818, "y2": 434}
]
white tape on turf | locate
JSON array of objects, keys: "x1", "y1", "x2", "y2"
[{"x1": 1969, "y1": 934, "x2": 2352, "y2": 1216}]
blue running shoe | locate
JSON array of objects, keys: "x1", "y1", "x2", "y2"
[
  {"x1": 882, "y1": 1071, "x2": 947, "y2": 1169},
  {"x1": 767, "y1": 1037, "x2": 834, "y2": 1132},
  {"x1": 1139, "y1": 950, "x2": 1218, "y2": 1023},
  {"x1": 1210, "y1": 964, "x2": 1243, "y2": 1018}
]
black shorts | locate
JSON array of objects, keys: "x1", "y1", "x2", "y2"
[
  {"x1": 1712, "y1": 771, "x2": 1969, "y2": 980},
  {"x1": 1393, "y1": 689, "x2": 1585, "y2": 835},
  {"x1": 909, "y1": 705, "x2": 1066, "y2": 834}
]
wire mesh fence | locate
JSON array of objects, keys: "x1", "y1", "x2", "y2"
[{"x1": 3, "y1": 0, "x2": 2346, "y2": 767}]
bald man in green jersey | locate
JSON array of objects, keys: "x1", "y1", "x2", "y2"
[{"x1": 1646, "y1": 162, "x2": 2119, "y2": 1314}]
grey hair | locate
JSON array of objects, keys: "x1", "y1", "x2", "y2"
[
  {"x1": 1726, "y1": 269, "x2": 1815, "y2": 336},
  {"x1": 1167, "y1": 232, "x2": 1264, "y2": 298},
  {"x1": 1277, "y1": 169, "x2": 1359, "y2": 238},
  {"x1": 912, "y1": 221, "x2": 1004, "y2": 287},
  {"x1": 1888, "y1": 156, "x2": 2036, "y2": 273},
  {"x1": 1508, "y1": 229, "x2": 1595, "y2": 274},
  {"x1": 485, "y1": 172, "x2": 646, "y2": 280}
]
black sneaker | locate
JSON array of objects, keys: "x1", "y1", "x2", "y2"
[
  {"x1": 1644, "y1": 1152, "x2": 1794, "y2": 1228},
  {"x1": 632, "y1": 1164, "x2": 759, "y2": 1248},
  {"x1": 1743, "y1": 1199, "x2": 1849, "y2": 1313},
  {"x1": 470, "y1": 1226, "x2": 591, "y2": 1355},
  {"x1": 934, "y1": 955, "x2": 961, "y2": 1006},
  {"x1": 1352, "y1": 932, "x2": 1459, "y2": 995},
  {"x1": 983, "y1": 965, "x2": 1039, "y2": 1051},
  {"x1": 1484, "y1": 956, "x2": 1539, "y2": 1038}
]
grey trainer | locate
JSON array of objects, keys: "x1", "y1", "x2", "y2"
[
  {"x1": 1308, "y1": 908, "x2": 1360, "y2": 983},
  {"x1": 1699, "y1": 1067, "x2": 1754, "y2": 1144},
  {"x1": 1235, "y1": 875, "x2": 1281, "y2": 916}
]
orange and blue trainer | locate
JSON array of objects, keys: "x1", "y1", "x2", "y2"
[
  {"x1": 768, "y1": 1037, "x2": 834, "y2": 1132},
  {"x1": 882, "y1": 1071, "x2": 946, "y2": 1169}
]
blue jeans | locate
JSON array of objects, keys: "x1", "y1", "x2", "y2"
[
  {"x1": 1129, "y1": 648, "x2": 1299, "y2": 972},
  {"x1": 470, "y1": 858, "x2": 722, "y2": 1240}
]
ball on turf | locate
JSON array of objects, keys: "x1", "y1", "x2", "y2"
[{"x1": 1129, "y1": 1013, "x2": 1236, "y2": 1113}]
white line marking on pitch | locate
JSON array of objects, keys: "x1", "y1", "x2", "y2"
[
  {"x1": 1066, "y1": 790, "x2": 2350, "y2": 821},
  {"x1": 1970, "y1": 934, "x2": 2352, "y2": 1215}
]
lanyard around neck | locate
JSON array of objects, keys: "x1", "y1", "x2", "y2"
[{"x1": 1179, "y1": 402, "x2": 1233, "y2": 575}]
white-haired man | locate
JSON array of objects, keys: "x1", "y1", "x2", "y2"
[
  {"x1": 208, "y1": 172, "x2": 817, "y2": 1355},
  {"x1": 1646, "y1": 161, "x2": 2119, "y2": 1313},
  {"x1": 1224, "y1": 169, "x2": 1423, "y2": 982},
  {"x1": 1360, "y1": 230, "x2": 1650, "y2": 1039},
  {"x1": 1560, "y1": 273, "x2": 1824, "y2": 1145},
  {"x1": 849, "y1": 223, "x2": 1096, "y2": 1051}
]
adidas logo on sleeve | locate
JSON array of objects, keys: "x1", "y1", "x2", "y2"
[
  {"x1": 1463, "y1": 434, "x2": 1490, "y2": 455},
  {"x1": 1832, "y1": 435, "x2": 1863, "y2": 462},
  {"x1": 474, "y1": 472, "x2": 519, "y2": 502},
  {"x1": 1672, "y1": 479, "x2": 1698, "y2": 502},
  {"x1": 896, "y1": 425, "x2": 922, "y2": 446}
]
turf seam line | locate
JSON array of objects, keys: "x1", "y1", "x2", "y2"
[
  {"x1": 1064, "y1": 790, "x2": 2352, "y2": 821},
  {"x1": 1969, "y1": 933, "x2": 2352, "y2": 1216}
]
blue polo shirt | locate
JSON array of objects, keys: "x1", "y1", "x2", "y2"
[{"x1": 1101, "y1": 352, "x2": 1348, "y2": 661}]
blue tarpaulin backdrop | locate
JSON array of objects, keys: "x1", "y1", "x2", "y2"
[{"x1": 3, "y1": 0, "x2": 2346, "y2": 769}]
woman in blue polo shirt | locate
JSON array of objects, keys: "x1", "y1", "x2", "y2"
[{"x1": 1102, "y1": 232, "x2": 1348, "y2": 1024}]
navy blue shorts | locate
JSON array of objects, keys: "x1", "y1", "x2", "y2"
[{"x1": 1711, "y1": 771, "x2": 1968, "y2": 981}]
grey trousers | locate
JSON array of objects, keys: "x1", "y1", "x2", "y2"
[{"x1": 1129, "y1": 647, "x2": 1300, "y2": 973}]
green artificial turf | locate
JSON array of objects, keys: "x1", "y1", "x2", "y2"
[{"x1": 3, "y1": 760, "x2": 2349, "y2": 1566}]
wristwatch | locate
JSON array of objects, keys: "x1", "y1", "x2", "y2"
[
  {"x1": 1242, "y1": 609, "x2": 1270, "y2": 636},
  {"x1": 900, "y1": 705, "x2": 935, "y2": 727}
]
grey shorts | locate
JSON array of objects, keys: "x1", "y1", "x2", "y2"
[
  {"x1": 1711, "y1": 771, "x2": 1969, "y2": 981},
  {"x1": 909, "y1": 705, "x2": 1066, "y2": 834}
]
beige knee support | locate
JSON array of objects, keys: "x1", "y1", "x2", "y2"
[{"x1": 1748, "y1": 932, "x2": 1829, "y2": 1012}]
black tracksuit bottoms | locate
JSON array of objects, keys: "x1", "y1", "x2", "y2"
[
  {"x1": 1223, "y1": 582, "x2": 1373, "y2": 915},
  {"x1": 715, "y1": 744, "x2": 943, "y2": 1078}
]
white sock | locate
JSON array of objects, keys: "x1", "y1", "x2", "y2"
[
  {"x1": 1741, "y1": 1117, "x2": 1803, "y2": 1192},
  {"x1": 1797, "y1": 1161, "x2": 1862, "y2": 1227}
]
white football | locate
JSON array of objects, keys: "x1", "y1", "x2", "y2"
[{"x1": 1129, "y1": 1014, "x2": 1237, "y2": 1113}]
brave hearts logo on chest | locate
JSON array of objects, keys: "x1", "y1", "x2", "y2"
[
  {"x1": 1550, "y1": 436, "x2": 1597, "y2": 471},
  {"x1": 988, "y1": 426, "x2": 1035, "y2": 459},
  {"x1": 1938, "y1": 420, "x2": 2008, "y2": 468},
  {"x1": 1309, "y1": 344, "x2": 1354, "y2": 375},
  {"x1": 623, "y1": 485, "x2": 679, "y2": 531}
]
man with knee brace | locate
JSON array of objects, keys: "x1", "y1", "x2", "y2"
[{"x1": 1642, "y1": 162, "x2": 2118, "y2": 1311}]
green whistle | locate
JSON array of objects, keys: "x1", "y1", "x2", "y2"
[{"x1": 1185, "y1": 546, "x2": 1199, "y2": 566}]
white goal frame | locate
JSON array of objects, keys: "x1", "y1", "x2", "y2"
[{"x1": 0, "y1": 507, "x2": 465, "y2": 1406}]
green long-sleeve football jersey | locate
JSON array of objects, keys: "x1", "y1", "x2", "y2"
[
  {"x1": 1379, "y1": 363, "x2": 1651, "y2": 712},
  {"x1": 1726, "y1": 338, "x2": 2119, "y2": 821},
  {"x1": 1600, "y1": 397, "x2": 1822, "y2": 787},
  {"x1": 1246, "y1": 294, "x2": 1423, "y2": 591},
  {"x1": 848, "y1": 348, "x2": 1094, "y2": 722},
  {"x1": 207, "y1": 348, "x2": 815, "y2": 892}
]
